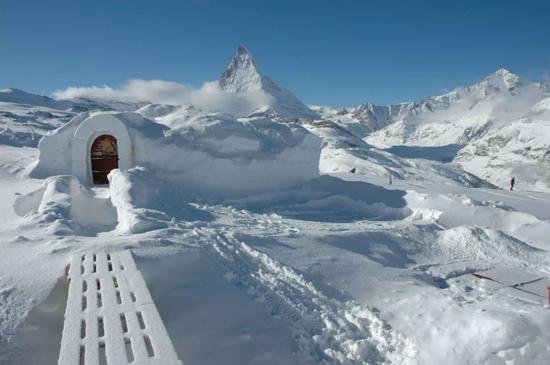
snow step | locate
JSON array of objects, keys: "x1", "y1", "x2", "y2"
[{"x1": 59, "y1": 251, "x2": 182, "y2": 365}]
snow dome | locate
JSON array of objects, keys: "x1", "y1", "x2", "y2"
[{"x1": 31, "y1": 111, "x2": 322, "y2": 196}]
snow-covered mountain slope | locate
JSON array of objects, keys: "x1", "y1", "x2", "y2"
[
  {"x1": 0, "y1": 88, "x2": 149, "y2": 148},
  {"x1": 0, "y1": 88, "x2": 143, "y2": 113},
  {"x1": 0, "y1": 101, "x2": 74, "y2": 147},
  {"x1": 219, "y1": 46, "x2": 319, "y2": 120},
  {"x1": 455, "y1": 97, "x2": 550, "y2": 191},
  {"x1": 0, "y1": 88, "x2": 72, "y2": 110},
  {"x1": 313, "y1": 69, "x2": 549, "y2": 148},
  {"x1": 311, "y1": 69, "x2": 550, "y2": 191},
  {"x1": 311, "y1": 102, "x2": 415, "y2": 138},
  {"x1": 141, "y1": 104, "x2": 213, "y2": 129},
  {"x1": 365, "y1": 69, "x2": 549, "y2": 147},
  {"x1": 300, "y1": 119, "x2": 493, "y2": 191},
  {"x1": 136, "y1": 103, "x2": 179, "y2": 119},
  {"x1": 68, "y1": 97, "x2": 146, "y2": 112}
]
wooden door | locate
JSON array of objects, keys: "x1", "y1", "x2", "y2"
[{"x1": 91, "y1": 135, "x2": 118, "y2": 184}]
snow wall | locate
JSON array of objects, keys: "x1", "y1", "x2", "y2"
[{"x1": 31, "y1": 111, "x2": 322, "y2": 197}]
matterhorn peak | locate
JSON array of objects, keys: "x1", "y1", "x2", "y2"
[
  {"x1": 219, "y1": 46, "x2": 263, "y2": 93},
  {"x1": 218, "y1": 46, "x2": 319, "y2": 119},
  {"x1": 236, "y1": 45, "x2": 250, "y2": 56}
]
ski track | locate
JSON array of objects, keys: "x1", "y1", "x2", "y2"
[{"x1": 185, "y1": 225, "x2": 416, "y2": 365}]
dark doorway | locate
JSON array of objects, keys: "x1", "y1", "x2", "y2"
[{"x1": 91, "y1": 135, "x2": 118, "y2": 184}]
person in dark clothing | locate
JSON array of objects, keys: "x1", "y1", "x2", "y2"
[{"x1": 510, "y1": 177, "x2": 515, "y2": 191}]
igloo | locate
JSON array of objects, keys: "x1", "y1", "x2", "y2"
[
  {"x1": 31, "y1": 112, "x2": 165, "y2": 185},
  {"x1": 31, "y1": 111, "x2": 322, "y2": 196}
]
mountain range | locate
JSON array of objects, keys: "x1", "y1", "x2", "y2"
[{"x1": 314, "y1": 68, "x2": 550, "y2": 191}]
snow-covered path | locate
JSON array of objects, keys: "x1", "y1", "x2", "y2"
[{"x1": 196, "y1": 228, "x2": 416, "y2": 364}]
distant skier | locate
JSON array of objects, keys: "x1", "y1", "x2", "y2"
[{"x1": 510, "y1": 177, "x2": 515, "y2": 191}]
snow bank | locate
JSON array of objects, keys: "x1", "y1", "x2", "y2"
[
  {"x1": 108, "y1": 167, "x2": 172, "y2": 234},
  {"x1": 405, "y1": 190, "x2": 550, "y2": 249},
  {"x1": 16, "y1": 175, "x2": 118, "y2": 235},
  {"x1": 435, "y1": 226, "x2": 544, "y2": 263},
  {"x1": 224, "y1": 175, "x2": 410, "y2": 222}
]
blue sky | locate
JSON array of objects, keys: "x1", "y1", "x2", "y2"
[{"x1": 1, "y1": 0, "x2": 549, "y2": 106}]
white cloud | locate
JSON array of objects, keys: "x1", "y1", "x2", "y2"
[{"x1": 53, "y1": 79, "x2": 274, "y2": 117}]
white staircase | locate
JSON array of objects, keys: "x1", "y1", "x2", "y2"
[{"x1": 59, "y1": 250, "x2": 182, "y2": 365}]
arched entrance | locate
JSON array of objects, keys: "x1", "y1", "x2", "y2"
[{"x1": 90, "y1": 135, "x2": 118, "y2": 184}]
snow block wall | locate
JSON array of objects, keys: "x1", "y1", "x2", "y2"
[{"x1": 31, "y1": 111, "x2": 322, "y2": 196}]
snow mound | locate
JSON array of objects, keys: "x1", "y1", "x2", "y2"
[
  {"x1": 405, "y1": 190, "x2": 550, "y2": 250},
  {"x1": 108, "y1": 167, "x2": 214, "y2": 233},
  {"x1": 158, "y1": 114, "x2": 322, "y2": 196},
  {"x1": 225, "y1": 175, "x2": 410, "y2": 222},
  {"x1": 108, "y1": 167, "x2": 172, "y2": 233},
  {"x1": 435, "y1": 226, "x2": 544, "y2": 263},
  {"x1": 15, "y1": 175, "x2": 117, "y2": 235}
]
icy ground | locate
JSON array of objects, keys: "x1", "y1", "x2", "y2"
[{"x1": 1, "y1": 135, "x2": 550, "y2": 365}]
